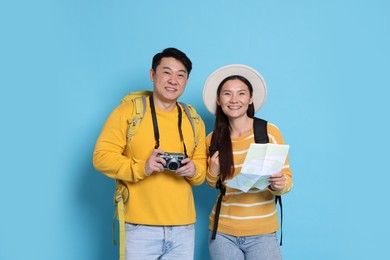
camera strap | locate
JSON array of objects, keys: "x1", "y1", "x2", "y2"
[{"x1": 149, "y1": 95, "x2": 188, "y2": 156}]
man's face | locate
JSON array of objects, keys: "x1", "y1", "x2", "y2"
[{"x1": 150, "y1": 57, "x2": 189, "y2": 103}]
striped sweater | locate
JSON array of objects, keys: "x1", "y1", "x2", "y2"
[{"x1": 206, "y1": 122, "x2": 293, "y2": 236}]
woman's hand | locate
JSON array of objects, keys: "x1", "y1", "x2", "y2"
[
  {"x1": 208, "y1": 150, "x2": 220, "y2": 177},
  {"x1": 268, "y1": 171, "x2": 286, "y2": 191}
]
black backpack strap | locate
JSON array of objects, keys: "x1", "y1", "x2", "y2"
[
  {"x1": 253, "y1": 117, "x2": 283, "y2": 246},
  {"x1": 212, "y1": 179, "x2": 226, "y2": 240},
  {"x1": 253, "y1": 117, "x2": 269, "y2": 143},
  {"x1": 275, "y1": 195, "x2": 283, "y2": 246}
]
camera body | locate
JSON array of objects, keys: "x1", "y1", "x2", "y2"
[{"x1": 158, "y1": 152, "x2": 186, "y2": 171}]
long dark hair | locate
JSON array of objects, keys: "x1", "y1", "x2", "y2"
[{"x1": 210, "y1": 75, "x2": 255, "y2": 181}]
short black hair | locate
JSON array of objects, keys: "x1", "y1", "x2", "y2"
[{"x1": 152, "y1": 47, "x2": 192, "y2": 76}]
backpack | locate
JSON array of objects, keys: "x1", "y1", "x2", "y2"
[
  {"x1": 211, "y1": 117, "x2": 283, "y2": 245},
  {"x1": 112, "y1": 90, "x2": 202, "y2": 260}
]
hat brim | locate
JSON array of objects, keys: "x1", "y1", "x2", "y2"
[{"x1": 202, "y1": 64, "x2": 267, "y2": 115}]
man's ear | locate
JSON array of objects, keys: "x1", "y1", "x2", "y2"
[{"x1": 149, "y1": 69, "x2": 155, "y2": 82}]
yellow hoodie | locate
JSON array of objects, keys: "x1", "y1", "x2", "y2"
[{"x1": 93, "y1": 98, "x2": 207, "y2": 225}]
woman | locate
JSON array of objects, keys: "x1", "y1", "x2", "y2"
[{"x1": 202, "y1": 64, "x2": 293, "y2": 260}]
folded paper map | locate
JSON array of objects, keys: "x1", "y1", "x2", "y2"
[{"x1": 226, "y1": 143, "x2": 289, "y2": 192}]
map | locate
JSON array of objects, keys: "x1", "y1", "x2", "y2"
[{"x1": 226, "y1": 143, "x2": 289, "y2": 192}]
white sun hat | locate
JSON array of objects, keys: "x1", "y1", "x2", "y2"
[{"x1": 202, "y1": 64, "x2": 267, "y2": 115}]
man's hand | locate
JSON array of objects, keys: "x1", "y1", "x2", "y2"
[
  {"x1": 175, "y1": 157, "x2": 196, "y2": 177},
  {"x1": 145, "y1": 149, "x2": 166, "y2": 175}
]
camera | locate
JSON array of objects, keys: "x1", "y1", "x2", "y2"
[{"x1": 158, "y1": 152, "x2": 186, "y2": 171}]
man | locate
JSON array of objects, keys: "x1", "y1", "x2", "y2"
[{"x1": 93, "y1": 47, "x2": 207, "y2": 259}]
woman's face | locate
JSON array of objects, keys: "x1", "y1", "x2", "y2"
[{"x1": 217, "y1": 79, "x2": 253, "y2": 119}]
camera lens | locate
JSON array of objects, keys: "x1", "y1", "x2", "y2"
[{"x1": 167, "y1": 161, "x2": 179, "y2": 171}]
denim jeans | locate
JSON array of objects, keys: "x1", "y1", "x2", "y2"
[
  {"x1": 125, "y1": 223, "x2": 195, "y2": 260},
  {"x1": 208, "y1": 231, "x2": 282, "y2": 260}
]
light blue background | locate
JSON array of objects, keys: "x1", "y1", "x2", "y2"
[{"x1": 1, "y1": 0, "x2": 389, "y2": 259}]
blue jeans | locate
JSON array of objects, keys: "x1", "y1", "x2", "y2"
[
  {"x1": 125, "y1": 223, "x2": 195, "y2": 260},
  {"x1": 208, "y1": 231, "x2": 282, "y2": 260}
]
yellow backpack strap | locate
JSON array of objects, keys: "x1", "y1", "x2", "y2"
[
  {"x1": 112, "y1": 180, "x2": 129, "y2": 260},
  {"x1": 111, "y1": 90, "x2": 151, "y2": 260},
  {"x1": 179, "y1": 102, "x2": 200, "y2": 148},
  {"x1": 121, "y1": 91, "x2": 152, "y2": 143},
  {"x1": 126, "y1": 96, "x2": 147, "y2": 142}
]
